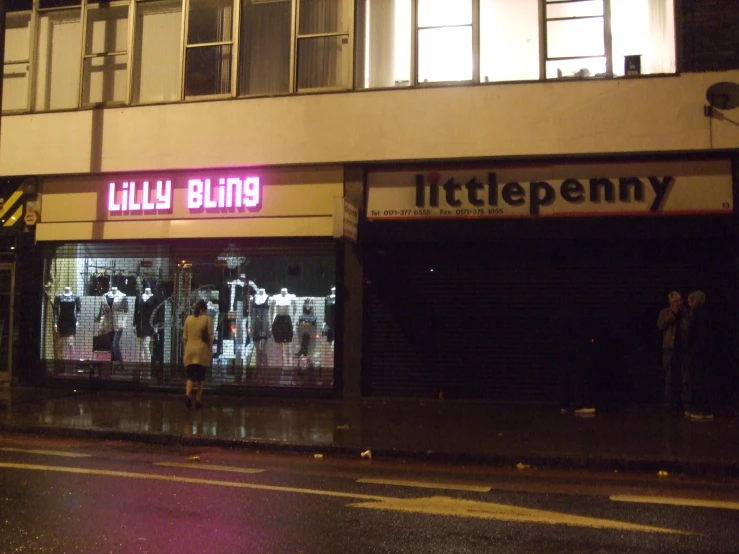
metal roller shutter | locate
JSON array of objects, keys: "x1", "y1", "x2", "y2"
[{"x1": 365, "y1": 237, "x2": 738, "y2": 402}]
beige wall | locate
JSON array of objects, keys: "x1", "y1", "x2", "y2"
[
  {"x1": 36, "y1": 167, "x2": 343, "y2": 241},
  {"x1": 2, "y1": 70, "x2": 738, "y2": 177}
]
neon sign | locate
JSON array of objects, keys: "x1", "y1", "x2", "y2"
[{"x1": 108, "y1": 176, "x2": 261, "y2": 214}]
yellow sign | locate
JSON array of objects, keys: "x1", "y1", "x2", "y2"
[{"x1": 24, "y1": 212, "x2": 38, "y2": 226}]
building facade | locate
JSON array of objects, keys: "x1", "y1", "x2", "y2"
[{"x1": 0, "y1": 0, "x2": 737, "y2": 402}]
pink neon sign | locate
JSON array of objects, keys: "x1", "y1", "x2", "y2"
[{"x1": 107, "y1": 176, "x2": 261, "y2": 215}]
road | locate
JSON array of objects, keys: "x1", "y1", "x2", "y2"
[{"x1": 0, "y1": 433, "x2": 737, "y2": 553}]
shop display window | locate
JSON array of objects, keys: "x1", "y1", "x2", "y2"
[{"x1": 41, "y1": 241, "x2": 336, "y2": 390}]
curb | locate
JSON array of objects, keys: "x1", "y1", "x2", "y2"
[{"x1": 2, "y1": 422, "x2": 739, "y2": 477}]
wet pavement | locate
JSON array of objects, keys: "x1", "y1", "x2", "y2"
[{"x1": 1, "y1": 385, "x2": 738, "y2": 475}]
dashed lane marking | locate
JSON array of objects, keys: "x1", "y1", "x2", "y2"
[
  {"x1": 0, "y1": 462, "x2": 685, "y2": 534},
  {"x1": 154, "y1": 462, "x2": 265, "y2": 474},
  {"x1": 357, "y1": 478, "x2": 491, "y2": 493},
  {"x1": 610, "y1": 495, "x2": 739, "y2": 511},
  {"x1": 0, "y1": 447, "x2": 91, "y2": 458}
]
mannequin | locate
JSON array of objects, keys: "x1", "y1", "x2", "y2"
[
  {"x1": 250, "y1": 288, "x2": 270, "y2": 369},
  {"x1": 269, "y1": 288, "x2": 296, "y2": 368},
  {"x1": 296, "y1": 297, "x2": 317, "y2": 357},
  {"x1": 134, "y1": 287, "x2": 156, "y2": 364},
  {"x1": 323, "y1": 286, "x2": 336, "y2": 352},
  {"x1": 97, "y1": 286, "x2": 129, "y2": 370},
  {"x1": 53, "y1": 286, "x2": 81, "y2": 360}
]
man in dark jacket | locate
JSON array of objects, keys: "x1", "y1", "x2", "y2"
[
  {"x1": 657, "y1": 291, "x2": 689, "y2": 412},
  {"x1": 685, "y1": 290, "x2": 714, "y2": 421}
]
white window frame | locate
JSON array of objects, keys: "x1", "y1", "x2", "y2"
[{"x1": 2, "y1": 5, "x2": 36, "y2": 114}]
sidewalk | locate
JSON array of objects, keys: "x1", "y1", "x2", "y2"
[{"x1": 1, "y1": 386, "x2": 738, "y2": 475}]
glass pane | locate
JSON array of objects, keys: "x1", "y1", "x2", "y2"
[
  {"x1": 86, "y1": 4, "x2": 129, "y2": 55},
  {"x1": 8, "y1": 0, "x2": 33, "y2": 12},
  {"x1": 188, "y1": 0, "x2": 233, "y2": 45},
  {"x1": 39, "y1": 0, "x2": 81, "y2": 8},
  {"x1": 298, "y1": 0, "x2": 352, "y2": 35},
  {"x1": 5, "y1": 13, "x2": 30, "y2": 62},
  {"x1": 546, "y1": 56, "x2": 606, "y2": 79},
  {"x1": 3, "y1": 63, "x2": 28, "y2": 111},
  {"x1": 547, "y1": 0, "x2": 603, "y2": 19},
  {"x1": 185, "y1": 45, "x2": 232, "y2": 96},
  {"x1": 297, "y1": 35, "x2": 351, "y2": 90},
  {"x1": 418, "y1": 25, "x2": 472, "y2": 83},
  {"x1": 418, "y1": 0, "x2": 471, "y2": 27},
  {"x1": 82, "y1": 54, "x2": 127, "y2": 105},
  {"x1": 547, "y1": 17, "x2": 604, "y2": 58},
  {"x1": 355, "y1": 0, "x2": 411, "y2": 89},
  {"x1": 133, "y1": 0, "x2": 182, "y2": 104},
  {"x1": 239, "y1": 0, "x2": 292, "y2": 96},
  {"x1": 480, "y1": 0, "x2": 539, "y2": 83},
  {"x1": 611, "y1": 0, "x2": 675, "y2": 75},
  {"x1": 35, "y1": 10, "x2": 82, "y2": 111}
]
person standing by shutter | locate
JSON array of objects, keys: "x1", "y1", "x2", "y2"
[
  {"x1": 182, "y1": 299, "x2": 214, "y2": 410},
  {"x1": 657, "y1": 291, "x2": 689, "y2": 413}
]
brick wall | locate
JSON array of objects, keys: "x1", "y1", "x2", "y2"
[{"x1": 680, "y1": 0, "x2": 739, "y2": 71}]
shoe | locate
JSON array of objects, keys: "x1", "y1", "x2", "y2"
[
  {"x1": 560, "y1": 408, "x2": 568, "y2": 414},
  {"x1": 195, "y1": 401, "x2": 204, "y2": 410},
  {"x1": 689, "y1": 412, "x2": 714, "y2": 421},
  {"x1": 184, "y1": 396, "x2": 192, "y2": 410},
  {"x1": 574, "y1": 407, "x2": 596, "y2": 415}
]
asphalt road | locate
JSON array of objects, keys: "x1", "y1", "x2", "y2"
[{"x1": 0, "y1": 434, "x2": 738, "y2": 554}]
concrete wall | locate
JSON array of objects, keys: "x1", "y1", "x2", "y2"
[{"x1": 1, "y1": 70, "x2": 738, "y2": 177}]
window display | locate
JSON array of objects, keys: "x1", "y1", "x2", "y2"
[{"x1": 41, "y1": 241, "x2": 336, "y2": 390}]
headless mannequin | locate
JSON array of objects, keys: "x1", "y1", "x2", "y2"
[
  {"x1": 137, "y1": 287, "x2": 153, "y2": 363},
  {"x1": 54, "y1": 286, "x2": 80, "y2": 360},
  {"x1": 270, "y1": 288, "x2": 296, "y2": 368},
  {"x1": 250, "y1": 288, "x2": 270, "y2": 370},
  {"x1": 99, "y1": 286, "x2": 128, "y2": 369}
]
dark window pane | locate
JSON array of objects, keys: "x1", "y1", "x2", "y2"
[
  {"x1": 297, "y1": 35, "x2": 350, "y2": 90},
  {"x1": 8, "y1": 0, "x2": 33, "y2": 12},
  {"x1": 39, "y1": 0, "x2": 81, "y2": 8},
  {"x1": 187, "y1": 0, "x2": 233, "y2": 45},
  {"x1": 185, "y1": 45, "x2": 232, "y2": 96}
]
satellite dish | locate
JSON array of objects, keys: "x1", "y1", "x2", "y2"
[{"x1": 705, "y1": 82, "x2": 739, "y2": 110}]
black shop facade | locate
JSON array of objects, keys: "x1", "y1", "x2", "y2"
[{"x1": 360, "y1": 155, "x2": 739, "y2": 405}]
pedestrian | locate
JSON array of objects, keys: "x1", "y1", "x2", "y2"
[
  {"x1": 183, "y1": 299, "x2": 214, "y2": 409},
  {"x1": 685, "y1": 290, "x2": 714, "y2": 421},
  {"x1": 554, "y1": 299, "x2": 596, "y2": 416},
  {"x1": 657, "y1": 291, "x2": 689, "y2": 413}
]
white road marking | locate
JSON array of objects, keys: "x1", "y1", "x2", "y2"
[
  {"x1": 154, "y1": 462, "x2": 265, "y2": 474},
  {"x1": 0, "y1": 462, "x2": 685, "y2": 534},
  {"x1": 357, "y1": 478, "x2": 491, "y2": 493},
  {"x1": 610, "y1": 495, "x2": 739, "y2": 511},
  {"x1": 0, "y1": 447, "x2": 91, "y2": 458}
]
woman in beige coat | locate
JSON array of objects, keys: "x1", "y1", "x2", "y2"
[{"x1": 183, "y1": 299, "x2": 214, "y2": 409}]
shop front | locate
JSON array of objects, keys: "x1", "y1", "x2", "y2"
[
  {"x1": 36, "y1": 166, "x2": 343, "y2": 394},
  {"x1": 362, "y1": 156, "x2": 739, "y2": 404}
]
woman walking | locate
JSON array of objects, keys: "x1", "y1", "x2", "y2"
[{"x1": 183, "y1": 299, "x2": 214, "y2": 409}]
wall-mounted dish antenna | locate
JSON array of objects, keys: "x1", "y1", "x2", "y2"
[{"x1": 705, "y1": 82, "x2": 739, "y2": 110}]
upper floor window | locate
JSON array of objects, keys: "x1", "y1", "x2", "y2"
[{"x1": 2, "y1": 1, "x2": 33, "y2": 112}]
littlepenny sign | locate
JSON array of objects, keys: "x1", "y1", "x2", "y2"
[{"x1": 108, "y1": 176, "x2": 261, "y2": 215}]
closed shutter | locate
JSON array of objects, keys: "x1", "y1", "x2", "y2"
[{"x1": 365, "y1": 237, "x2": 738, "y2": 401}]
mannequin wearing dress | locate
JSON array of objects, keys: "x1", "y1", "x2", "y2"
[
  {"x1": 98, "y1": 286, "x2": 128, "y2": 368},
  {"x1": 249, "y1": 288, "x2": 270, "y2": 369},
  {"x1": 53, "y1": 286, "x2": 81, "y2": 360},
  {"x1": 270, "y1": 288, "x2": 296, "y2": 368},
  {"x1": 134, "y1": 287, "x2": 155, "y2": 364}
]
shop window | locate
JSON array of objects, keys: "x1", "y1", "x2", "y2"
[
  {"x1": 238, "y1": 0, "x2": 292, "y2": 96},
  {"x1": 41, "y1": 242, "x2": 336, "y2": 391},
  {"x1": 82, "y1": 2, "x2": 130, "y2": 106},
  {"x1": 184, "y1": 0, "x2": 234, "y2": 97},
  {"x1": 132, "y1": 0, "x2": 182, "y2": 104},
  {"x1": 34, "y1": 7, "x2": 82, "y2": 110},
  {"x1": 296, "y1": 0, "x2": 353, "y2": 91},
  {"x1": 2, "y1": 8, "x2": 32, "y2": 112}
]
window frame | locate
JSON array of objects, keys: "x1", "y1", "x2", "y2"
[
  {"x1": 78, "y1": 0, "x2": 133, "y2": 107},
  {"x1": 3, "y1": 6, "x2": 36, "y2": 113},
  {"x1": 181, "y1": 0, "x2": 240, "y2": 101}
]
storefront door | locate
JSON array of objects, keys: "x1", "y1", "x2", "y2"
[{"x1": 0, "y1": 263, "x2": 16, "y2": 383}]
